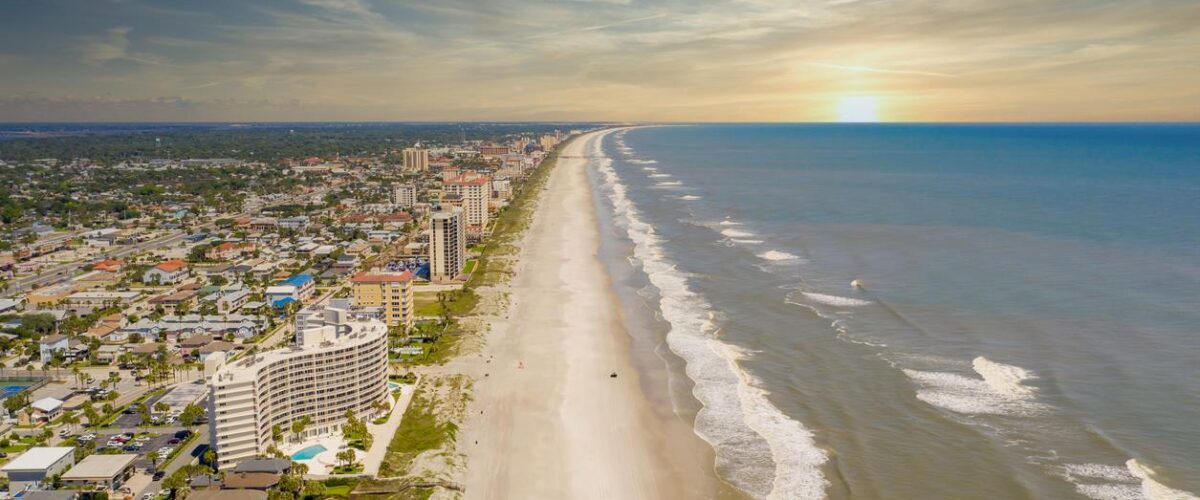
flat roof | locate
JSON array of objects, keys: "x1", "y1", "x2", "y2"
[
  {"x1": 62, "y1": 454, "x2": 137, "y2": 479},
  {"x1": 1, "y1": 447, "x2": 74, "y2": 471}
]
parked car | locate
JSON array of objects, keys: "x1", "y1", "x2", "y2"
[{"x1": 152, "y1": 470, "x2": 166, "y2": 481}]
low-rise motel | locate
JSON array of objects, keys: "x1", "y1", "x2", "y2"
[{"x1": 207, "y1": 306, "x2": 390, "y2": 470}]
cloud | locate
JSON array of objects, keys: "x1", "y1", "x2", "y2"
[
  {"x1": 806, "y1": 62, "x2": 958, "y2": 78},
  {"x1": 1, "y1": 0, "x2": 1196, "y2": 121}
]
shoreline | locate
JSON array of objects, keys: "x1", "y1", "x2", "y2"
[{"x1": 460, "y1": 129, "x2": 719, "y2": 499}]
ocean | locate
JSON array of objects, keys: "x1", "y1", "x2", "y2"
[{"x1": 585, "y1": 124, "x2": 1200, "y2": 499}]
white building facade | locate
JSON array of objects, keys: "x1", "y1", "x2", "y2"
[{"x1": 206, "y1": 308, "x2": 389, "y2": 470}]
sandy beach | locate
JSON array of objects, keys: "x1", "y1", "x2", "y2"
[{"x1": 461, "y1": 129, "x2": 716, "y2": 499}]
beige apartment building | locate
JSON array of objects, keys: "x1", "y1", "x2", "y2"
[
  {"x1": 443, "y1": 174, "x2": 491, "y2": 228},
  {"x1": 207, "y1": 308, "x2": 389, "y2": 470},
  {"x1": 350, "y1": 271, "x2": 414, "y2": 328},
  {"x1": 430, "y1": 208, "x2": 465, "y2": 283},
  {"x1": 402, "y1": 147, "x2": 428, "y2": 171}
]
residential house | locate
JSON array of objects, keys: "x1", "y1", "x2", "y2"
[{"x1": 144, "y1": 260, "x2": 188, "y2": 285}]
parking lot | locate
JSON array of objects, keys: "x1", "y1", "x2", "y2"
[{"x1": 73, "y1": 429, "x2": 194, "y2": 471}]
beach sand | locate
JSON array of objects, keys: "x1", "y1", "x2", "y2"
[{"x1": 461, "y1": 129, "x2": 718, "y2": 499}]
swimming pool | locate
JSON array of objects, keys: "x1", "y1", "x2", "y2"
[
  {"x1": 387, "y1": 381, "x2": 401, "y2": 390},
  {"x1": 291, "y1": 444, "x2": 327, "y2": 460}
]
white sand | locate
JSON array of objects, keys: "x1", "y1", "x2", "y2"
[{"x1": 461, "y1": 130, "x2": 715, "y2": 499}]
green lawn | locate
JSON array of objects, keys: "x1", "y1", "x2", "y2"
[{"x1": 378, "y1": 389, "x2": 458, "y2": 478}]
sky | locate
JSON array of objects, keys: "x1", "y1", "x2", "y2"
[{"x1": 0, "y1": 0, "x2": 1197, "y2": 122}]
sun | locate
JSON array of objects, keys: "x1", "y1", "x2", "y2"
[{"x1": 835, "y1": 96, "x2": 880, "y2": 122}]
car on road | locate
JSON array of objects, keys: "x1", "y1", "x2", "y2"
[{"x1": 152, "y1": 470, "x2": 166, "y2": 480}]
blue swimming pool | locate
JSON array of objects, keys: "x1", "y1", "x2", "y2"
[
  {"x1": 291, "y1": 444, "x2": 327, "y2": 460},
  {"x1": 387, "y1": 381, "x2": 401, "y2": 390}
]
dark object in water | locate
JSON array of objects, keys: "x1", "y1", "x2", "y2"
[{"x1": 610, "y1": 372, "x2": 618, "y2": 378}]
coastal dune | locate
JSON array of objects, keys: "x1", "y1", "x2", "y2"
[{"x1": 462, "y1": 129, "x2": 713, "y2": 499}]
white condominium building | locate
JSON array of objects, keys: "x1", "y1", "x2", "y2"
[
  {"x1": 430, "y1": 208, "x2": 465, "y2": 283},
  {"x1": 443, "y1": 174, "x2": 491, "y2": 228},
  {"x1": 393, "y1": 183, "x2": 417, "y2": 208},
  {"x1": 403, "y1": 147, "x2": 428, "y2": 171},
  {"x1": 207, "y1": 307, "x2": 389, "y2": 470}
]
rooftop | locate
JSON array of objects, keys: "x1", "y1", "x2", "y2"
[
  {"x1": 351, "y1": 271, "x2": 413, "y2": 284},
  {"x1": 0, "y1": 447, "x2": 74, "y2": 471},
  {"x1": 62, "y1": 454, "x2": 137, "y2": 480},
  {"x1": 155, "y1": 259, "x2": 188, "y2": 272}
]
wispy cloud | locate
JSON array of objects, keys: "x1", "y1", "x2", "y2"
[{"x1": 806, "y1": 62, "x2": 958, "y2": 78}]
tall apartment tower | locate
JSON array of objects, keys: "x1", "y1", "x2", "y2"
[
  {"x1": 403, "y1": 147, "x2": 429, "y2": 171},
  {"x1": 443, "y1": 175, "x2": 491, "y2": 228},
  {"x1": 430, "y1": 208, "x2": 465, "y2": 283},
  {"x1": 393, "y1": 183, "x2": 416, "y2": 208}
]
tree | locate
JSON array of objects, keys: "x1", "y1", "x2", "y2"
[
  {"x1": 82, "y1": 401, "x2": 100, "y2": 427},
  {"x1": 335, "y1": 449, "x2": 356, "y2": 468},
  {"x1": 304, "y1": 480, "x2": 326, "y2": 498},
  {"x1": 271, "y1": 424, "x2": 283, "y2": 444},
  {"x1": 290, "y1": 416, "x2": 311, "y2": 443},
  {"x1": 139, "y1": 403, "x2": 152, "y2": 426},
  {"x1": 180, "y1": 403, "x2": 204, "y2": 428},
  {"x1": 3, "y1": 392, "x2": 28, "y2": 415},
  {"x1": 202, "y1": 448, "x2": 217, "y2": 470},
  {"x1": 61, "y1": 410, "x2": 79, "y2": 432},
  {"x1": 146, "y1": 450, "x2": 161, "y2": 471}
]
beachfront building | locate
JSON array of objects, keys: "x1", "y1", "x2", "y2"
[
  {"x1": 393, "y1": 183, "x2": 417, "y2": 208},
  {"x1": 350, "y1": 271, "x2": 414, "y2": 328},
  {"x1": 207, "y1": 307, "x2": 389, "y2": 470},
  {"x1": 403, "y1": 147, "x2": 428, "y2": 171},
  {"x1": 430, "y1": 208, "x2": 465, "y2": 283},
  {"x1": 443, "y1": 174, "x2": 491, "y2": 228}
]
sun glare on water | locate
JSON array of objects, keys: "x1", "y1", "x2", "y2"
[{"x1": 835, "y1": 96, "x2": 880, "y2": 122}]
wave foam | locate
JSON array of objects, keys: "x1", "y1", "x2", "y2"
[
  {"x1": 680, "y1": 195, "x2": 702, "y2": 201},
  {"x1": 648, "y1": 173, "x2": 672, "y2": 178},
  {"x1": 654, "y1": 180, "x2": 683, "y2": 187},
  {"x1": 801, "y1": 292, "x2": 870, "y2": 307},
  {"x1": 732, "y1": 239, "x2": 764, "y2": 244},
  {"x1": 721, "y1": 228, "x2": 755, "y2": 238},
  {"x1": 758, "y1": 250, "x2": 803, "y2": 262},
  {"x1": 594, "y1": 130, "x2": 827, "y2": 499},
  {"x1": 903, "y1": 357, "x2": 1044, "y2": 416},
  {"x1": 1128, "y1": 459, "x2": 1200, "y2": 500},
  {"x1": 628, "y1": 159, "x2": 658, "y2": 164}
]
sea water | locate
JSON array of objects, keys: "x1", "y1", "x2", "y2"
[{"x1": 587, "y1": 124, "x2": 1200, "y2": 499}]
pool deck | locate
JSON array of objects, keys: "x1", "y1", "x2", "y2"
[{"x1": 287, "y1": 382, "x2": 415, "y2": 477}]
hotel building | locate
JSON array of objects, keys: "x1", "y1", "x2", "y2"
[
  {"x1": 443, "y1": 174, "x2": 491, "y2": 228},
  {"x1": 207, "y1": 307, "x2": 389, "y2": 470},
  {"x1": 350, "y1": 271, "x2": 415, "y2": 328},
  {"x1": 430, "y1": 208, "x2": 465, "y2": 283}
]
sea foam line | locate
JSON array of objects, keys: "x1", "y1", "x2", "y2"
[
  {"x1": 593, "y1": 130, "x2": 828, "y2": 500},
  {"x1": 903, "y1": 356, "x2": 1045, "y2": 416}
]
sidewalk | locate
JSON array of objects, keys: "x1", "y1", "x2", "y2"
[{"x1": 360, "y1": 382, "x2": 416, "y2": 477}]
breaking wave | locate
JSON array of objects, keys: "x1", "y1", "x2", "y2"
[
  {"x1": 903, "y1": 357, "x2": 1045, "y2": 416},
  {"x1": 800, "y1": 292, "x2": 870, "y2": 307},
  {"x1": 593, "y1": 129, "x2": 828, "y2": 499}
]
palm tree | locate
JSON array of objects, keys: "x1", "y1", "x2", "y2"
[{"x1": 61, "y1": 411, "x2": 79, "y2": 433}]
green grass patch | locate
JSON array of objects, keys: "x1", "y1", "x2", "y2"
[{"x1": 378, "y1": 389, "x2": 458, "y2": 478}]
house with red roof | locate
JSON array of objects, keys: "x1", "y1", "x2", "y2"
[{"x1": 144, "y1": 259, "x2": 189, "y2": 285}]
